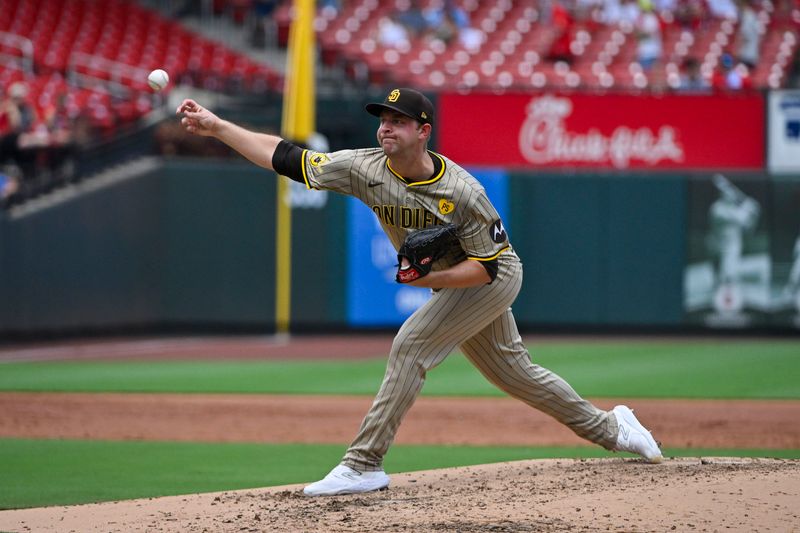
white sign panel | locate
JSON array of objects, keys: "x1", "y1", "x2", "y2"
[{"x1": 768, "y1": 90, "x2": 800, "y2": 174}]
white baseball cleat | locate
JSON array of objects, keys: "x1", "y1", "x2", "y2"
[
  {"x1": 612, "y1": 405, "x2": 664, "y2": 463},
  {"x1": 303, "y1": 464, "x2": 390, "y2": 497}
]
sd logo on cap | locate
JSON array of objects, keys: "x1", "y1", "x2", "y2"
[{"x1": 366, "y1": 88, "x2": 435, "y2": 125}]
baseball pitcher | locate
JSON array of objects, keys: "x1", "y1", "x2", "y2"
[{"x1": 177, "y1": 88, "x2": 663, "y2": 497}]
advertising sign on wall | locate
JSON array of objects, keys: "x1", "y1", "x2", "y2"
[
  {"x1": 347, "y1": 169, "x2": 509, "y2": 327},
  {"x1": 683, "y1": 174, "x2": 771, "y2": 328},
  {"x1": 770, "y1": 179, "x2": 800, "y2": 328},
  {"x1": 768, "y1": 90, "x2": 800, "y2": 174},
  {"x1": 439, "y1": 93, "x2": 765, "y2": 170}
]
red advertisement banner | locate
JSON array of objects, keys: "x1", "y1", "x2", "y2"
[{"x1": 437, "y1": 93, "x2": 764, "y2": 170}]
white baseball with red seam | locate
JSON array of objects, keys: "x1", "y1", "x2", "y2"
[{"x1": 147, "y1": 69, "x2": 169, "y2": 91}]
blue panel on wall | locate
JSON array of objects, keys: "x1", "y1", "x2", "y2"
[{"x1": 347, "y1": 168, "x2": 509, "y2": 326}]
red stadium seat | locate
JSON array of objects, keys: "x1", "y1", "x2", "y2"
[
  {"x1": 303, "y1": 0, "x2": 799, "y2": 91},
  {"x1": 0, "y1": 0, "x2": 283, "y2": 128}
]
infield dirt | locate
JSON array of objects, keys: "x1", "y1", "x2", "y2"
[
  {"x1": 1, "y1": 457, "x2": 798, "y2": 532},
  {"x1": 0, "y1": 335, "x2": 798, "y2": 531}
]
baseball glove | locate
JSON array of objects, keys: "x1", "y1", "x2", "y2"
[{"x1": 396, "y1": 223, "x2": 459, "y2": 283}]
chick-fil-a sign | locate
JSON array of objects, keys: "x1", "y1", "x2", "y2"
[
  {"x1": 518, "y1": 95, "x2": 685, "y2": 168},
  {"x1": 438, "y1": 92, "x2": 764, "y2": 170}
]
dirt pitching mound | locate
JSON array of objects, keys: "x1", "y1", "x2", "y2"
[{"x1": 2, "y1": 457, "x2": 798, "y2": 532}]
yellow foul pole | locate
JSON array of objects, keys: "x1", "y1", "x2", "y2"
[{"x1": 276, "y1": 0, "x2": 315, "y2": 334}]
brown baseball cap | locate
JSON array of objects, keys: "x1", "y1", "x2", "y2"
[{"x1": 365, "y1": 88, "x2": 434, "y2": 125}]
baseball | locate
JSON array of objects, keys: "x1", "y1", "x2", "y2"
[{"x1": 147, "y1": 69, "x2": 169, "y2": 91}]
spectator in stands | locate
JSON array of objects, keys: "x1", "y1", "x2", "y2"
[
  {"x1": 251, "y1": 0, "x2": 280, "y2": 49},
  {"x1": 376, "y1": 14, "x2": 411, "y2": 49},
  {"x1": 707, "y1": 0, "x2": 738, "y2": 19},
  {"x1": 654, "y1": 0, "x2": 678, "y2": 14},
  {"x1": 603, "y1": 0, "x2": 641, "y2": 25},
  {"x1": 0, "y1": 92, "x2": 14, "y2": 155},
  {"x1": 712, "y1": 52, "x2": 753, "y2": 89},
  {"x1": 458, "y1": 25, "x2": 484, "y2": 51},
  {"x1": 0, "y1": 82, "x2": 43, "y2": 181},
  {"x1": 424, "y1": 0, "x2": 470, "y2": 30},
  {"x1": 1, "y1": 82, "x2": 38, "y2": 136},
  {"x1": 678, "y1": 56, "x2": 712, "y2": 90},
  {"x1": 429, "y1": 9, "x2": 459, "y2": 45},
  {"x1": 318, "y1": 0, "x2": 342, "y2": 13},
  {"x1": 0, "y1": 93, "x2": 11, "y2": 134},
  {"x1": 736, "y1": 0, "x2": 760, "y2": 69},
  {"x1": 675, "y1": 0, "x2": 708, "y2": 30},
  {"x1": 635, "y1": 0, "x2": 663, "y2": 70},
  {"x1": 424, "y1": 0, "x2": 469, "y2": 46},
  {"x1": 42, "y1": 92, "x2": 79, "y2": 183},
  {"x1": 224, "y1": 0, "x2": 253, "y2": 25},
  {"x1": 547, "y1": 1, "x2": 576, "y2": 63},
  {"x1": 422, "y1": 0, "x2": 481, "y2": 51},
  {"x1": 43, "y1": 93, "x2": 75, "y2": 146},
  {"x1": 397, "y1": 0, "x2": 429, "y2": 38}
]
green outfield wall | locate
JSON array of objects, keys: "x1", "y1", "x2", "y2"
[
  {"x1": 1, "y1": 160, "x2": 798, "y2": 335},
  {"x1": 508, "y1": 173, "x2": 687, "y2": 327},
  {"x1": 1, "y1": 162, "x2": 270, "y2": 331}
]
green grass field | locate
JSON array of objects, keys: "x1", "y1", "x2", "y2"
[
  {"x1": 1, "y1": 339, "x2": 798, "y2": 509},
  {"x1": 1, "y1": 438, "x2": 797, "y2": 510},
  {"x1": 2, "y1": 340, "x2": 799, "y2": 398}
]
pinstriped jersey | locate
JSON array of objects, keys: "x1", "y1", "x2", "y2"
[{"x1": 300, "y1": 147, "x2": 516, "y2": 270}]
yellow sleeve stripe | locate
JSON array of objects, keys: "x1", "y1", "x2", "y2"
[
  {"x1": 468, "y1": 246, "x2": 509, "y2": 262},
  {"x1": 299, "y1": 149, "x2": 314, "y2": 190}
]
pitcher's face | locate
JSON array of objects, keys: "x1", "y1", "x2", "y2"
[{"x1": 376, "y1": 110, "x2": 428, "y2": 156}]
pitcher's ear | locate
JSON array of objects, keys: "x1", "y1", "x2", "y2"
[{"x1": 418, "y1": 122, "x2": 432, "y2": 139}]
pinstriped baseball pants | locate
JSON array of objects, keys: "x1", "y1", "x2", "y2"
[{"x1": 342, "y1": 256, "x2": 619, "y2": 471}]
